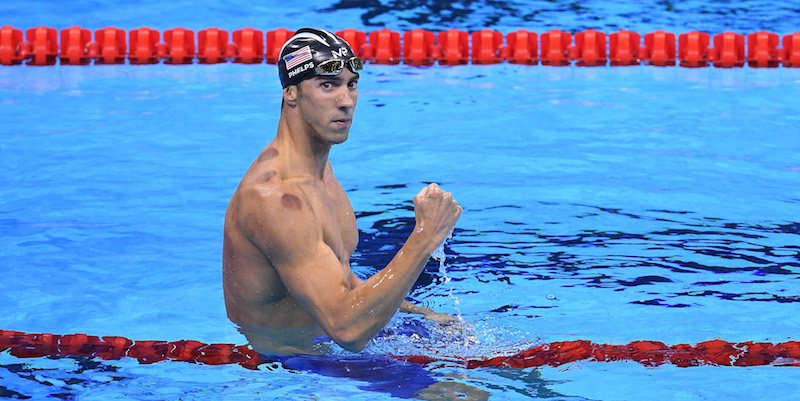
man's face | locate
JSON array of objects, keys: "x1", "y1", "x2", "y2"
[{"x1": 294, "y1": 68, "x2": 359, "y2": 145}]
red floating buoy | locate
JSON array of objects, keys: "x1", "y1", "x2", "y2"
[
  {"x1": 59, "y1": 26, "x2": 92, "y2": 65},
  {"x1": 504, "y1": 30, "x2": 538, "y2": 65},
  {"x1": 0, "y1": 26, "x2": 29, "y2": 65},
  {"x1": 609, "y1": 30, "x2": 641, "y2": 66},
  {"x1": 232, "y1": 28, "x2": 264, "y2": 64},
  {"x1": 679, "y1": 31, "x2": 710, "y2": 67},
  {"x1": 129, "y1": 27, "x2": 160, "y2": 65},
  {"x1": 366, "y1": 29, "x2": 401, "y2": 65},
  {"x1": 335, "y1": 28, "x2": 366, "y2": 58},
  {"x1": 540, "y1": 29, "x2": 571, "y2": 66},
  {"x1": 163, "y1": 28, "x2": 195, "y2": 64},
  {"x1": 573, "y1": 29, "x2": 607, "y2": 66},
  {"x1": 198, "y1": 28, "x2": 230, "y2": 64},
  {"x1": 782, "y1": 32, "x2": 800, "y2": 67},
  {"x1": 471, "y1": 29, "x2": 503, "y2": 64},
  {"x1": 747, "y1": 31, "x2": 780, "y2": 68},
  {"x1": 437, "y1": 29, "x2": 469, "y2": 65},
  {"x1": 643, "y1": 30, "x2": 676, "y2": 66},
  {"x1": 266, "y1": 28, "x2": 294, "y2": 64},
  {"x1": 403, "y1": 29, "x2": 436, "y2": 66},
  {"x1": 95, "y1": 27, "x2": 127, "y2": 65},
  {"x1": 26, "y1": 26, "x2": 58, "y2": 66},
  {"x1": 710, "y1": 31, "x2": 745, "y2": 68}
]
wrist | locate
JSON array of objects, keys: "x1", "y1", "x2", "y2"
[{"x1": 407, "y1": 227, "x2": 439, "y2": 256}]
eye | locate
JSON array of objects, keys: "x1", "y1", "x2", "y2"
[
  {"x1": 321, "y1": 82, "x2": 334, "y2": 89},
  {"x1": 348, "y1": 80, "x2": 358, "y2": 89}
]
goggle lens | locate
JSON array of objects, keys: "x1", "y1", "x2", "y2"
[
  {"x1": 315, "y1": 58, "x2": 363, "y2": 75},
  {"x1": 349, "y1": 57, "x2": 363, "y2": 71}
]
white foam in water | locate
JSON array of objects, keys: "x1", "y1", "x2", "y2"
[
  {"x1": 429, "y1": 235, "x2": 540, "y2": 360},
  {"x1": 432, "y1": 238, "x2": 455, "y2": 299},
  {"x1": 432, "y1": 242, "x2": 448, "y2": 282},
  {"x1": 432, "y1": 237, "x2": 478, "y2": 350}
]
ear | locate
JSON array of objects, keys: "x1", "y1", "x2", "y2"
[{"x1": 283, "y1": 85, "x2": 299, "y2": 108}]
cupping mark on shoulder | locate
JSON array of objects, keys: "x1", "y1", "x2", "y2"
[
  {"x1": 262, "y1": 170, "x2": 277, "y2": 182},
  {"x1": 281, "y1": 193, "x2": 302, "y2": 209},
  {"x1": 257, "y1": 147, "x2": 279, "y2": 162}
]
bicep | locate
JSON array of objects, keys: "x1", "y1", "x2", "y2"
[
  {"x1": 273, "y1": 240, "x2": 352, "y2": 320},
  {"x1": 241, "y1": 190, "x2": 352, "y2": 326}
]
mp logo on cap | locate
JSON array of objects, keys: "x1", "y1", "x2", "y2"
[{"x1": 331, "y1": 48, "x2": 349, "y2": 58}]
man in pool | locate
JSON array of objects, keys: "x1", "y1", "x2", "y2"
[{"x1": 222, "y1": 28, "x2": 463, "y2": 355}]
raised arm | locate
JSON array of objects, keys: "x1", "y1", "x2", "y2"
[{"x1": 244, "y1": 182, "x2": 461, "y2": 352}]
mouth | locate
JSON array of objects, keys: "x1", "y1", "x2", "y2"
[{"x1": 332, "y1": 118, "x2": 352, "y2": 126}]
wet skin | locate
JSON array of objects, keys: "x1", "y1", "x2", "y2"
[{"x1": 223, "y1": 69, "x2": 462, "y2": 354}]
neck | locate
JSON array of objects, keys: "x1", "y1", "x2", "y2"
[{"x1": 273, "y1": 112, "x2": 331, "y2": 180}]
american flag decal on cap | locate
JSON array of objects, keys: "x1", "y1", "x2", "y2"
[{"x1": 284, "y1": 45, "x2": 313, "y2": 70}]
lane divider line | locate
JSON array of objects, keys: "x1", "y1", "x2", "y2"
[
  {"x1": 2, "y1": 26, "x2": 799, "y2": 67},
  {"x1": 3, "y1": 330, "x2": 799, "y2": 368}
]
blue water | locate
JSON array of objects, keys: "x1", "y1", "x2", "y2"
[{"x1": 2, "y1": 1, "x2": 800, "y2": 400}]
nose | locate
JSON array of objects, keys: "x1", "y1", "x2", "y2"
[{"x1": 337, "y1": 86, "x2": 356, "y2": 111}]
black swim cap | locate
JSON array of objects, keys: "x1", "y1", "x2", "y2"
[{"x1": 278, "y1": 28, "x2": 359, "y2": 88}]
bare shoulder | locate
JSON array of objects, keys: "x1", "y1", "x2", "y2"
[{"x1": 233, "y1": 169, "x2": 319, "y2": 263}]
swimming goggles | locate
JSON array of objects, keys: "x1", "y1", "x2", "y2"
[{"x1": 315, "y1": 57, "x2": 364, "y2": 75}]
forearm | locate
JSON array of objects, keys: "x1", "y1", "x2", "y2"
[
  {"x1": 335, "y1": 230, "x2": 436, "y2": 350},
  {"x1": 314, "y1": 183, "x2": 461, "y2": 351}
]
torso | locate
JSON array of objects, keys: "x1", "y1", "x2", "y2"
[{"x1": 222, "y1": 145, "x2": 358, "y2": 354}]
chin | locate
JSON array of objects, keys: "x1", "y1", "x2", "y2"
[
  {"x1": 328, "y1": 131, "x2": 350, "y2": 145},
  {"x1": 331, "y1": 137, "x2": 349, "y2": 145}
]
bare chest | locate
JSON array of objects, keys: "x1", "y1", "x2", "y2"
[{"x1": 308, "y1": 180, "x2": 358, "y2": 263}]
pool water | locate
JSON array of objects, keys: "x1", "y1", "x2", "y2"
[{"x1": 2, "y1": 1, "x2": 800, "y2": 400}]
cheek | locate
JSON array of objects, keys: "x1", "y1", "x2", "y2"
[
  {"x1": 297, "y1": 99, "x2": 323, "y2": 124},
  {"x1": 302, "y1": 113, "x2": 322, "y2": 127}
]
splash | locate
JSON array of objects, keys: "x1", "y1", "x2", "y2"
[
  {"x1": 432, "y1": 237, "x2": 478, "y2": 351},
  {"x1": 432, "y1": 238, "x2": 458, "y2": 308}
]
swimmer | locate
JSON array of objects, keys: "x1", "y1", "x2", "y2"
[{"x1": 222, "y1": 28, "x2": 462, "y2": 355}]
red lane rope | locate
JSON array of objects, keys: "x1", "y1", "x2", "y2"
[
  {"x1": 1, "y1": 26, "x2": 799, "y2": 68},
  {"x1": 3, "y1": 330, "x2": 798, "y2": 369},
  {"x1": 0, "y1": 330, "x2": 266, "y2": 370}
]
